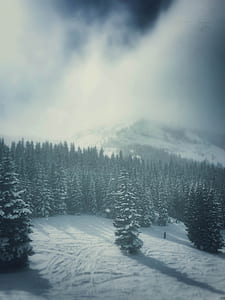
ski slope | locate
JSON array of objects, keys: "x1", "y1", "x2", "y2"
[{"x1": 0, "y1": 215, "x2": 225, "y2": 300}]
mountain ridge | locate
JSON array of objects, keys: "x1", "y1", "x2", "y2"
[{"x1": 74, "y1": 119, "x2": 225, "y2": 166}]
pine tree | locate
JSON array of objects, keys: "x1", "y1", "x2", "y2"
[
  {"x1": 113, "y1": 170, "x2": 143, "y2": 254},
  {"x1": 219, "y1": 187, "x2": 225, "y2": 229},
  {"x1": 33, "y1": 166, "x2": 52, "y2": 218},
  {"x1": 0, "y1": 154, "x2": 33, "y2": 268},
  {"x1": 67, "y1": 174, "x2": 83, "y2": 214},
  {"x1": 131, "y1": 175, "x2": 155, "y2": 227},
  {"x1": 185, "y1": 183, "x2": 224, "y2": 253},
  {"x1": 157, "y1": 181, "x2": 169, "y2": 226},
  {"x1": 103, "y1": 177, "x2": 118, "y2": 218},
  {"x1": 131, "y1": 180, "x2": 144, "y2": 226},
  {"x1": 139, "y1": 186, "x2": 155, "y2": 227},
  {"x1": 88, "y1": 178, "x2": 97, "y2": 214},
  {"x1": 52, "y1": 166, "x2": 67, "y2": 215},
  {"x1": 95, "y1": 175, "x2": 106, "y2": 212}
]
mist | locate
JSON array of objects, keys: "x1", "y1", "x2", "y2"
[{"x1": 0, "y1": 0, "x2": 225, "y2": 140}]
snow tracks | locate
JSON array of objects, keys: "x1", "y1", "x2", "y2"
[{"x1": 2, "y1": 215, "x2": 224, "y2": 300}]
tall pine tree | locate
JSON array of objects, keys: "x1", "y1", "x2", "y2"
[
  {"x1": 67, "y1": 174, "x2": 83, "y2": 214},
  {"x1": 185, "y1": 183, "x2": 224, "y2": 253},
  {"x1": 0, "y1": 154, "x2": 33, "y2": 268},
  {"x1": 113, "y1": 170, "x2": 143, "y2": 254}
]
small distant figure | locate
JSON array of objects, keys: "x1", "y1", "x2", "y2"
[{"x1": 163, "y1": 232, "x2": 167, "y2": 239}]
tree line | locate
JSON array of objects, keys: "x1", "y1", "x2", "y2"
[{"x1": 0, "y1": 138, "x2": 225, "y2": 267}]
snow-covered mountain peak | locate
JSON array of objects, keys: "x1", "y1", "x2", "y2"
[{"x1": 74, "y1": 119, "x2": 225, "y2": 166}]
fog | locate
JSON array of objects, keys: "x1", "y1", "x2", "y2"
[{"x1": 0, "y1": 0, "x2": 225, "y2": 140}]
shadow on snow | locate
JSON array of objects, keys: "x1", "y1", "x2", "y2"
[
  {"x1": 217, "y1": 252, "x2": 225, "y2": 260},
  {"x1": 130, "y1": 253, "x2": 225, "y2": 296},
  {"x1": 0, "y1": 266, "x2": 51, "y2": 297}
]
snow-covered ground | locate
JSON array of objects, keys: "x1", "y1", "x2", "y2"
[{"x1": 0, "y1": 215, "x2": 225, "y2": 300}]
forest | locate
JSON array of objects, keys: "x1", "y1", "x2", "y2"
[{"x1": 0, "y1": 138, "x2": 225, "y2": 266}]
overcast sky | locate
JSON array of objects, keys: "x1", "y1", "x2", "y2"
[{"x1": 0, "y1": 0, "x2": 225, "y2": 139}]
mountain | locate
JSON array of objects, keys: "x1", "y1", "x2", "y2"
[{"x1": 74, "y1": 119, "x2": 225, "y2": 166}]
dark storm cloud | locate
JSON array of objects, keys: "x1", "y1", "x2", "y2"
[
  {"x1": 53, "y1": 0, "x2": 174, "y2": 32},
  {"x1": 1, "y1": 0, "x2": 225, "y2": 139},
  {"x1": 178, "y1": 6, "x2": 225, "y2": 132}
]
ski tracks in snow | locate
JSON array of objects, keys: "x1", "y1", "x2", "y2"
[
  {"x1": 29, "y1": 216, "x2": 225, "y2": 300},
  {"x1": 31, "y1": 216, "x2": 133, "y2": 299}
]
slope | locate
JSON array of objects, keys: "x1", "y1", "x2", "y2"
[
  {"x1": 0, "y1": 215, "x2": 225, "y2": 300},
  {"x1": 74, "y1": 119, "x2": 225, "y2": 166}
]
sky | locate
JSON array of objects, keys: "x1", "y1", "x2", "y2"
[{"x1": 0, "y1": 0, "x2": 225, "y2": 140}]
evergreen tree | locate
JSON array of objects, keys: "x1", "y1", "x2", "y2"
[
  {"x1": 131, "y1": 180, "x2": 144, "y2": 226},
  {"x1": 33, "y1": 166, "x2": 52, "y2": 218},
  {"x1": 185, "y1": 183, "x2": 224, "y2": 253},
  {"x1": 139, "y1": 186, "x2": 155, "y2": 227},
  {"x1": 131, "y1": 173, "x2": 155, "y2": 227},
  {"x1": 88, "y1": 178, "x2": 97, "y2": 214},
  {"x1": 67, "y1": 174, "x2": 83, "y2": 214},
  {"x1": 52, "y1": 166, "x2": 67, "y2": 215},
  {"x1": 113, "y1": 170, "x2": 143, "y2": 254},
  {"x1": 0, "y1": 154, "x2": 33, "y2": 268},
  {"x1": 219, "y1": 186, "x2": 225, "y2": 229},
  {"x1": 95, "y1": 175, "x2": 106, "y2": 211},
  {"x1": 103, "y1": 177, "x2": 118, "y2": 218},
  {"x1": 157, "y1": 181, "x2": 169, "y2": 226}
]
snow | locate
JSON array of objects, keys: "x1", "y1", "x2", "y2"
[
  {"x1": 73, "y1": 120, "x2": 225, "y2": 167},
  {"x1": 0, "y1": 215, "x2": 225, "y2": 300},
  {"x1": 113, "y1": 123, "x2": 225, "y2": 166}
]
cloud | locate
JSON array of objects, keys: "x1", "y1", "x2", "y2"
[
  {"x1": 52, "y1": 0, "x2": 174, "y2": 32},
  {"x1": 0, "y1": 0, "x2": 67, "y2": 134},
  {"x1": 0, "y1": 0, "x2": 224, "y2": 140}
]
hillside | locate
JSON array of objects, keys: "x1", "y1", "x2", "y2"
[
  {"x1": 75, "y1": 120, "x2": 225, "y2": 166},
  {"x1": 2, "y1": 119, "x2": 225, "y2": 166},
  {"x1": 0, "y1": 215, "x2": 225, "y2": 300}
]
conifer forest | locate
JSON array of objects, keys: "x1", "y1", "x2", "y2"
[{"x1": 1, "y1": 138, "x2": 225, "y2": 265}]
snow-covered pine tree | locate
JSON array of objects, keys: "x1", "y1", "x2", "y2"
[
  {"x1": 52, "y1": 166, "x2": 67, "y2": 215},
  {"x1": 113, "y1": 170, "x2": 143, "y2": 254},
  {"x1": 176, "y1": 179, "x2": 189, "y2": 222},
  {"x1": 33, "y1": 166, "x2": 52, "y2": 218},
  {"x1": 219, "y1": 186, "x2": 225, "y2": 229},
  {"x1": 0, "y1": 154, "x2": 33, "y2": 268},
  {"x1": 184, "y1": 183, "x2": 197, "y2": 239},
  {"x1": 0, "y1": 138, "x2": 7, "y2": 161},
  {"x1": 23, "y1": 181, "x2": 34, "y2": 216},
  {"x1": 157, "y1": 181, "x2": 169, "y2": 226},
  {"x1": 88, "y1": 178, "x2": 97, "y2": 214},
  {"x1": 103, "y1": 177, "x2": 118, "y2": 218},
  {"x1": 185, "y1": 183, "x2": 224, "y2": 253},
  {"x1": 132, "y1": 174, "x2": 155, "y2": 227},
  {"x1": 131, "y1": 179, "x2": 143, "y2": 226},
  {"x1": 95, "y1": 174, "x2": 106, "y2": 212},
  {"x1": 140, "y1": 186, "x2": 155, "y2": 227},
  {"x1": 67, "y1": 174, "x2": 83, "y2": 214}
]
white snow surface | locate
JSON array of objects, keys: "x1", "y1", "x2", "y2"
[{"x1": 0, "y1": 215, "x2": 225, "y2": 300}]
